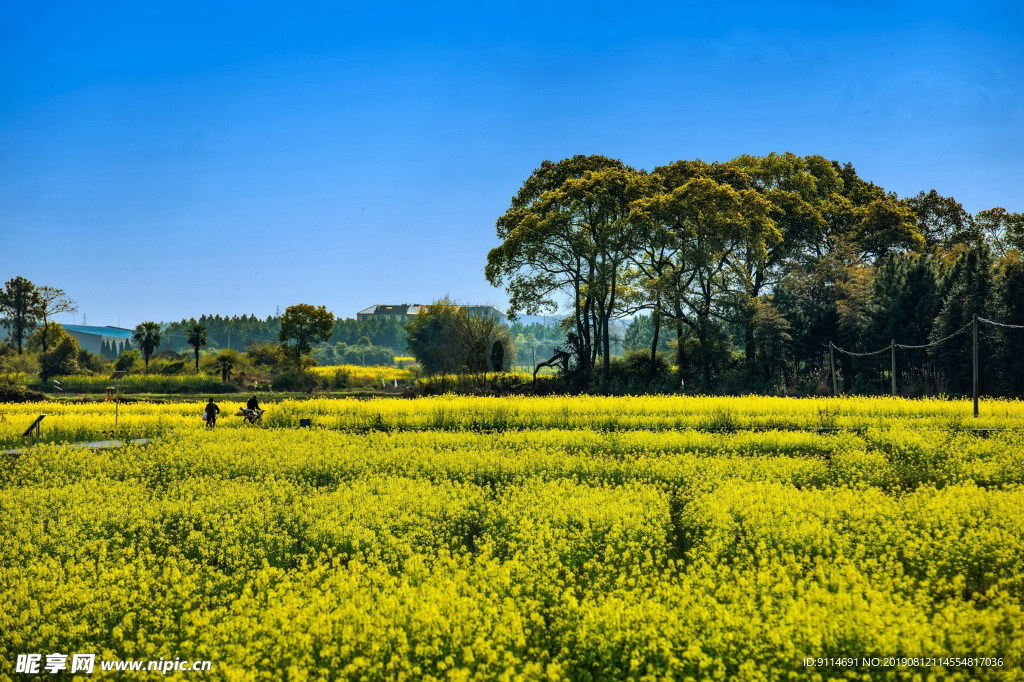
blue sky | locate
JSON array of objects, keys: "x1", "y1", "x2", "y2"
[{"x1": 1, "y1": 1, "x2": 1022, "y2": 327}]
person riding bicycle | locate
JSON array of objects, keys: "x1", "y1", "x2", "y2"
[
  {"x1": 241, "y1": 395, "x2": 264, "y2": 424},
  {"x1": 204, "y1": 398, "x2": 220, "y2": 428}
]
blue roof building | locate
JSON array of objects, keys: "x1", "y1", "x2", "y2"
[{"x1": 0, "y1": 323, "x2": 134, "y2": 357}]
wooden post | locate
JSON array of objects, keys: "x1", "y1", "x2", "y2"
[
  {"x1": 891, "y1": 339, "x2": 896, "y2": 396},
  {"x1": 829, "y1": 343, "x2": 838, "y2": 396},
  {"x1": 973, "y1": 314, "x2": 979, "y2": 418}
]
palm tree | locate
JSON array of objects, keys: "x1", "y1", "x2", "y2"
[
  {"x1": 214, "y1": 350, "x2": 235, "y2": 382},
  {"x1": 186, "y1": 323, "x2": 208, "y2": 373},
  {"x1": 132, "y1": 321, "x2": 162, "y2": 372}
]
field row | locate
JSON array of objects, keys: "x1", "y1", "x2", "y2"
[
  {"x1": 5, "y1": 428, "x2": 1024, "y2": 491},
  {"x1": 3, "y1": 395, "x2": 1024, "y2": 449}
]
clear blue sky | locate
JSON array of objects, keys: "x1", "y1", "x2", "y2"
[{"x1": 2, "y1": 1, "x2": 1022, "y2": 328}]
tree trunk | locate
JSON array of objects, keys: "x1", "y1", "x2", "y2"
[
  {"x1": 698, "y1": 310, "x2": 711, "y2": 390},
  {"x1": 675, "y1": 320, "x2": 685, "y2": 387},
  {"x1": 600, "y1": 314, "x2": 611, "y2": 393},
  {"x1": 648, "y1": 307, "x2": 661, "y2": 382},
  {"x1": 744, "y1": 316, "x2": 756, "y2": 370}
]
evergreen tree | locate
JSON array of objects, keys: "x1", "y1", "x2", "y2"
[
  {"x1": 865, "y1": 254, "x2": 944, "y2": 378},
  {"x1": 992, "y1": 256, "x2": 1024, "y2": 396},
  {"x1": 929, "y1": 246, "x2": 994, "y2": 393}
]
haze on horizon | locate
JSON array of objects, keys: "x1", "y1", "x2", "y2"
[{"x1": 2, "y1": 1, "x2": 1022, "y2": 329}]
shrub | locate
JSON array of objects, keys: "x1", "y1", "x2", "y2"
[
  {"x1": 115, "y1": 349, "x2": 142, "y2": 372},
  {"x1": 606, "y1": 350, "x2": 673, "y2": 391},
  {"x1": 39, "y1": 336, "x2": 80, "y2": 381},
  {"x1": 272, "y1": 369, "x2": 323, "y2": 392},
  {"x1": 0, "y1": 375, "x2": 45, "y2": 402}
]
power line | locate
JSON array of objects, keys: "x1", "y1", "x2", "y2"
[
  {"x1": 828, "y1": 316, "x2": 1023, "y2": 415},
  {"x1": 830, "y1": 319, "x2": 973, "y2": 357},
  {"x1": 979, "y1": 316, "x2": 1024, "y2": 330}
]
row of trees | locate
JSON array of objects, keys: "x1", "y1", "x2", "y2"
[
  {"x1": 487, "y1": 153, "x2": 1024, "y2": 393},
  {"x1": 161, "y1": 313, "x2": 409, "y2": 354},
  {"x1": 132, "y1": 304, "x2": 337, "y2": 372}
]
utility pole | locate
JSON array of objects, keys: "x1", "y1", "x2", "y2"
[
  {"x1": 829, "y1": 343, "x2": 838, "y2": 396},
  {"x1": 973, "y1": 314, "x2": 979, "y2": 418},
  {"x1": 890, "y1": 339, "x2": 896, "y2": 396}
]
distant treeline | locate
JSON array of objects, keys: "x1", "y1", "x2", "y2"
[{"x1": 160, "y1": 314, "x2": 569, "y2": 366}]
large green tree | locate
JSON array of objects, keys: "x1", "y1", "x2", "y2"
[
  {"x1": 487, "y1": 156, "x2": 657, "y2": 389},
  {"x1": 976, "y1": 207, "x2": 1024, "y2": 256},
  {"x1": 35, "y1": 286, "x2": 77, "y2": 352},
  {"x1": 630, "y1": 167, "x2": 777, "y2": 388},
  {"x1": 0, "y1": 276, "x2": 41, "y2": 354},
  {"x1": 132, "y1": 321, "x2": 162, "y2": 372},
  {"x1": 724, "y1": 153, "x2": 834, "y2": 368},
  {"x1": 906, "y1": 189, "x2": 978, "y2": 250},
  {"x1": 279, "y1": 304, "x2": 334, "y2": 362}
]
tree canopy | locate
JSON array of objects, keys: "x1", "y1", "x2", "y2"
[
  {"x1": 488, "y1": 152, "x2": 1024, "y2": 394},
  {"x1": 279, "y1": 304, "x2": 335, "y2": 362}
]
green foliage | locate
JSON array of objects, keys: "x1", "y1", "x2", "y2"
[
  {"x1": 38, "y1": 334, "x2": 80, "y2": 381},
  {"x1": 606, "y1": 349, "x2": 672, "y2": 390},
  {"x1": 977, "y1": 207, "x2": 1024, "y2": 255},
  {"x1": 329, "y1": 316, "x2": 408, "y2": 350},
  {"x1": 271, "y1": 368, "x2": 323, "y2": 392},
  {"x1": 279, "y1": 304, "x2": 334, "y2": 362},
  {"x1": 245, "y1": 342, "x2": 284, "y2": 371},
  {"x1": 406, "y1": 298, "x2": 517, "y2": 375},
  {"x1": 405, "y1": 299, "x2": 466, "y2": 375},
  {"x1": 26, "y1": 322, "x2": 71, "y2": 353},
  {"x1": 76, "y1": 348, "x2": 108, "y2": 374},
  {"x1": 313, "y1": 342, "x2": 393, "y2": 366},
  {"x1": 907, "y1": 189, "x2": 979, "y2": 250},
  {"x1": 132, "y1": 321, "x2": 162, "y2": 372},
  {"x1": 209, "y1": 348, "x2": 241, "y2": 382},
  {"x1": 186, "y1": 323, "x2": 207, "y2": 373},
  {"x1": 0, "y1": 276, "x2": 41, "y2": 354},
  {"x1": 34, "y1": 285, "x2": 77, "y2": 352},
  {"x1": 623, "y1": 314, "x2": 672, "y2": 353},
  {"x1": 992, "y1": 258, "x2": 1024, "y2": 395},
  {"x1": 115, "y1": 349, "x2": 142, "y2": 372},
  {"x1": 487, "y1": 156, "x2": 658, "y2": 388},
  {"x1": 930, "y1": 245, "x2": 994, "y2": 393},
  {"x1": 0, "y1": 374, "x2": 44, "y2": 402}
]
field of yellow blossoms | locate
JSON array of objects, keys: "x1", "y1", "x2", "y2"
[{"x1": 1, "y1": 396, "x2": 1022, "y2": 680}]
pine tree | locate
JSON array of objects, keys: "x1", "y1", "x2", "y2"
[
  {"x1": 930, "y1": 246, "x2": 994, "y2": 393},
  {"x1": 992, "y1": 257, "x2": 1024, "y2": 396}
]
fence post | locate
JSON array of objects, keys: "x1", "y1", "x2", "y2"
[
  {"x1": 972, "y1": 314, "x2": 979, "y2": 418},
  {"x1": 890, "y1": 339, "x2": 896, "y2": 396},
  {"x1": 829, "y1": 343, "x2": 838, "y2": 396}
]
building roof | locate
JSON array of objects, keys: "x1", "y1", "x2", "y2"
[
  {"x1": 61, "y1": 324, "x2": 136, "y2": 339},
  {"x1": 357, "y1": 304, "x2": 504, "y2": 318},
  {"x1": 357, "y1": 304, "x2": 424, "y2": 316}
]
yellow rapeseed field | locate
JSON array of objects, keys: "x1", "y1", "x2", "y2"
[{"x1": 1, "y1": 395, "x2": 1022, "y2": 679}]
